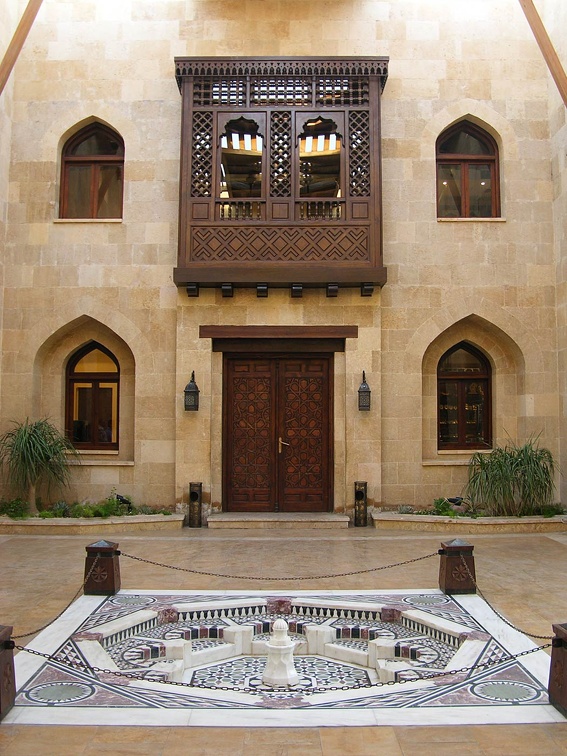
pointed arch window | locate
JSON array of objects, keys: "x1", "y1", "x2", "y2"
[
  {"x1": 436, "y1": 122, "x2": 499, "y2": 218},
  {"x1": 60, "y1": 123, "x2": 124, "y2": 219},
  {"x1": 66, "y1": 343, "x2": 119, "y2": 450},
  {"x1": 298, "y1": 116, "x2": 342, "y2": 198},
  {"x1": 437, "y1": 343, "x2": 492, "y2": 450}
]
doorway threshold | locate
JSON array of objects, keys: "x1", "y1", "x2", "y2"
[{"x1": 207, "y1": 512, "x2": 350, "y2": 529}]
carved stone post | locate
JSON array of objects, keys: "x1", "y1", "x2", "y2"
[
  {"x1": 84, "y1": 540, "x2": 121, "y2": 595},
  {"x1": 0, "y1": 625, "x2": 16, "y2": 721},
  {"x1": 354, "y1": 481, "x2": 368, "y2": 527},
  {"x1": 438, "y1": 538, "x2": 476, "y2": 595},
  {"x1": 549, "y1": 622, "x2": 567, "y2": 716},
  {"x1": 188, "y1": 482, "x2": 203, "y2": 528}
]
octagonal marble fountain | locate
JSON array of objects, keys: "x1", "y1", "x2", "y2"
[{"x1": 7, "y1": 590, "x2": 560, "y2": 727}]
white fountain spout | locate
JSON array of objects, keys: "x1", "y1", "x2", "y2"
[{"x1": 262, "y1": 618, "x2": 300, "y2": 687}]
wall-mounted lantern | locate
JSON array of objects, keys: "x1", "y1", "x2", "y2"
[
  {"x1": 184, "y1": 371, "x2": 200, "y2": 411},
  {"x1": 358, "y1": 371, "x2": 371, "y2": 411}
]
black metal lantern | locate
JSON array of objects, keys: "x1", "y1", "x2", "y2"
[
  {"x1": 358, "y1": 371, "x2": 371, "y2": 411},
  {"x1": 184, "y1": 371, "x2": 200, "y2": 411}
]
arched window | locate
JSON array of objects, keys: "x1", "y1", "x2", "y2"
[
  {"x1": 60, "y1": 123, "x2": 124, "y2": 219},
  {"x1": 220, "y1": 116, "x2": 264, "y2": 199},
  {"x1": 437, "y1": 342, "x2": 492, "y2": 450},
  {"x1": 298, "y1": 116, "x2": 342, "y2": 198},
  {"x1": 436, "y1": 122, "x2": 499, "y2": 218},
  {"x1": 66, "y1": 343, "x2": 119, "y2": 450}
]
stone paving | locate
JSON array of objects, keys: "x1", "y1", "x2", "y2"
[{"x1": 1, "y1": 527, "x2": 567, "y2": 754}]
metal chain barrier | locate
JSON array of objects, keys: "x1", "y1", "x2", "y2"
[
  {"x1": 459, "y1": 554, "x2": 553, "y2": 640},
  {"x1": 120, "y1": 549, "x2": 439, "y2": 581},
  {"x1": 14, "y1": 641, "x2": 551, "y2": 696},
  {"x1": 12, "y1": 555, "x2": 101, "y2": 641}
]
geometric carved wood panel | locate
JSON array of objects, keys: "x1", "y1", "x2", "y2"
[
  {"x1": 192, "y1": 226, "x2": 370, "y2": 262},
  {"x1": 225, "y1": 358, "x2": 275, "y2": 511},
  {"x1": 280, "y1": 357, "x2": 330, "y2": 511}
]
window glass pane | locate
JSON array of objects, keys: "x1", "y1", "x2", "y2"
[
  {"x1": 299, "y1": 117, "x2": 341, "y2": 198},
  {"x1": 96, "y1": 165, "x2": 123, "y2": 218},
  {"x1": 66, "y1": 165, "x2": 92, "y2": 218},
  {"x1": 98, "y1": 383, "x2": 118, "y2": 443},
  {"x1": 71, "y1": 132, "x2": 123, "y2": 157},
  {"x1": 437, "y1": 164, "x2": 461, "y2": 217},
  {"x1": 465, "y1": 381, "x2": 487, "y2": 444},
  {"x1": 72, "y1": 383, "x2": 93, "y2": 442},
  {"x1": 220, "y1": 118, "x2": 263, "y2": 198},
  {"x1": 468, "y1": 164, "x2": 492, "y2": 217},
  {"x1": 438, "y1": 381, "x2": 459, "y2": 444},
  {"x1": 74, "y1": 349, "x2": 118, "y2": 373},
  {"x1": 439, "y1": 348, "x2": 483, "y2": 374},
  {"x1": 439, "y1": 131, "x2": 492, "y2": 155}
]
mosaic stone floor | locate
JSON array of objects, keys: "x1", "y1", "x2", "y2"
[{"x1": 6, "y1": 589, "x2": 563, "y2": 728}]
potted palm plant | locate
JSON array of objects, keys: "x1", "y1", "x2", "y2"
[
  {"x1": 465, "y1": 437, "x2": 556, "y2": 517},
  {"x1": 0, "y1": 418, "x2": 79, "y2": 515}
]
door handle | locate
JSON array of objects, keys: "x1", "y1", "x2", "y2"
[{"x1": 278, "y1": 436, "x2": 290, "y2": 454}]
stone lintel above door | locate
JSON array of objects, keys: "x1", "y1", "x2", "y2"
[{"x1": 200, "y1": 325, "x2": 358, "y2": 353}]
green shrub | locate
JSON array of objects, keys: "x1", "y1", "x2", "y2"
[
  {"x1": 51, "y1": 500, "x2": 70, "y2": 518},
  {"x1": 38, "y1": 510, "x2": 55, "y2": 518},
  {"x1": 531, "y1": 503, "x2": 565, "y2": 518},
  {"x1": 69, "y1": 502, "x2": 95, "y2": 518},
  {"x1": 103, "y1": 488, "x2": 132, "y2": 516},
  {"x1": 134, "y1": 504, "x2": 155, "y2": 515},
  {"x1": 432, "y1": 498, "x2": 458, "y2": 517},
  {"x1": 0, "y1": 498, "x2": 30, "y2": 519},
  {"x1": 465, "y1": 438, "x2": 556, "y2": 517}
]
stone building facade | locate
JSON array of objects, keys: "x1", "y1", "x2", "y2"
[{"x1": 0, "y1": 0, "x2": 565, "y2": 518}]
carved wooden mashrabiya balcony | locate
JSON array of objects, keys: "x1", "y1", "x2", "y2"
[{"x1": 174, "y1": 57, "x2": 388, "y2": 297}]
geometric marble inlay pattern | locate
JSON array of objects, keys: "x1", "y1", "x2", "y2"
[{"x1": 7, "y1": 590, "x2": 562, "y2": 728}]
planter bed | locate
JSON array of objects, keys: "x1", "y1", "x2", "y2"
[
  {"x1": 371, "y1": 512, "x2": 567, "y2": 533},
  {"x1": 0, "y1": 513, "x2": 185, "y2": 535}
]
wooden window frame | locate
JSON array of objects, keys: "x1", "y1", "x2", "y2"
[
  {"x1": 65, "y1": 342, "x2": 120, "y2": 451},
  {"x1": 60, "y1": 123, "x2": 124, "y2": 219},
  {"x1": 436, "y1": 121, "x2": 500, "y2": 219},
  {"x1": 437, "y1": 342, "x2": 492, "y2": 451},
  {"x1": 174, "y1": 57, "x2": 389, "y2": 291}
]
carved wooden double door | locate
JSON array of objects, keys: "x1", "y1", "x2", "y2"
[{"x1": 224, "y1": 355, "x2": 333, "y2": 512}]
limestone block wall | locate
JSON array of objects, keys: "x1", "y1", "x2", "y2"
[
  {"x1": 0, "y1": 0, "x2": 563, "y2": 511},
  {"x1": 1, "y1": 0, "x2": 182, "y2": 507},
  {"x1": 379, "y1": 0, "x2": 559, "y2": 506},
  {"x1": 175, "y1": 289, "x2": 381, "y2": 517},
  {"x1": 543, "y1": 0, "x2": 567, "y2": 505},
  {"x1": 0, "y1": 0, "x2": 21, "y2": 402}
]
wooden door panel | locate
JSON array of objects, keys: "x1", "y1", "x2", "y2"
[
  {"x1": 225, "y1": 358, "x2": 276, "y2": 511},
  {"x1": 279, "y1": 358, "x2": 329, "y2": 512},
  {"x1": 224, "y1": 354, "x2": 332, "y2": 512}
]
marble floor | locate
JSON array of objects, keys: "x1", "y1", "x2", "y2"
[{"x1": 1, "y1": 527, "x2": 567, "y2": 754}]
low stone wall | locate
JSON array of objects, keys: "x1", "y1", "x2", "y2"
[
  {"x1": 0, "y1": 514, "x2": 186, "y2": 535},
  {"x1": 372, "y1": 512, "x2": 567, "y2": 533}
]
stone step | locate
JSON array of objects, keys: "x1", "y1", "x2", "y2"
[{"x1": 206, "y1": 512, "x2": 350, "y2": 529}]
